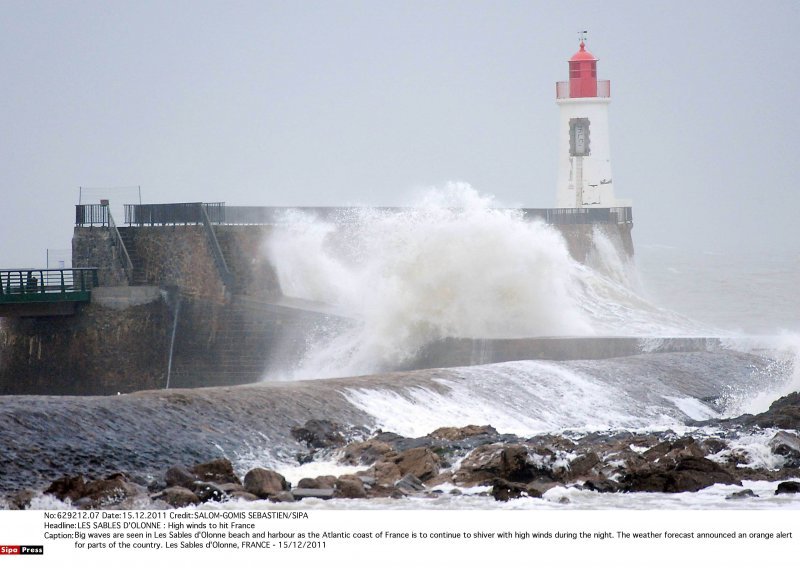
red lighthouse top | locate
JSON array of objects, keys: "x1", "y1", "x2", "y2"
[{"x1": 568, "y1": 40, "x2": 599, "y2": 97}]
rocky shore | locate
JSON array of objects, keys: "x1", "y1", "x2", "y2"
[{"x1": 4, "y1": 392, "x2": 800, "y2": 510}]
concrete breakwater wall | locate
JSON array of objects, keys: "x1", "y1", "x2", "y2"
[
  {"x1": 1, "y1": 218, "x2": 635, "y2": 395},
  {"x1": 0, "y1": 349, "x2": 774, "y2": 496}
]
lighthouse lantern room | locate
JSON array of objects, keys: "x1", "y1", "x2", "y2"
[{"x1": 555, "y1": 36, "x2": 630, "y2": 208}]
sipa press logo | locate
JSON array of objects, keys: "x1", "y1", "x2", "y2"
[{"x1": 0, "y1": 545, "x2": 44, "y2": 555}]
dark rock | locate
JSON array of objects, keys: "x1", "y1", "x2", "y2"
[
  {"x1": 769, "y1": 431, "x2": 800, "y2": 467},
  {"x1": 229, "y1": 491, "x2": 259, "y2": 502},
  {"x1": 583, "y1": 479, "x2": 620, "y2": 493},
  {"x1": 775, "y1": 481, "x2": 800, "y2": 495},
  {"x1": 490, "y1": 478, "x2": 543, "y2": 502},
  {"x1": 642, "y1": 437, "x2": 704, "y2": 464},
  {"x1": 190, "y1": 459, "x2": 241, "y2": 485},
  {"x1": 269, "y1": 491, "x2": 295, "y2": 503},
  {"x1": 244, "y1": 468, "x2": 290, "y2": 498},
  {"x1": 429, "y1": 425, "x2": 498, "y2": 441},
  {"x1": 745, "y1": 392, "x2": 800, "y2": 430},
  {"x1": 192, "y1": 481, "x2": 228, "y2": 502},
  {"x1": 622, "y1": 456, "x2": 739, "y2": 493},
  {"x1": 291, "y1": 419, "x2": 346, "y2": 449},
  {"x1": 726, "y1": 489, "x2": 758, "y2": 500},
  {"x1": 165, "y1": 466, "x2": 198, "y2": 489},
  {"x1": 395, "y1": 473, "x2": 426, "y2": 493},
  {"x1": 45, "y1": 475, "x2": 87, "y2": 503},
  {"x1": 392, "y1": 447, "x2": 440, "y2": 481},
  {"x1": 334, "y1": 475, "x2": 366, "y2": 499},
  {"x1": 499, "y1": 445, "x2": 535, "y2": 482},
  {"x1": 217, "y1": 482, "x2": 246, "y2": 494},
  {"x1": 314, "y1": 475, "x2": 338, "y2": 489},
  {"x1": 565, "y1": 452, "x2": 600, "y2": 480},
  {"x1": 81, "y1": 475, "x2": 144, "y2": 508},
  {"x1": 153, "y1": 486, "x2": 201, "y2": 508},
  {"x1": 297, "y1": 478, "x2": 320, "y2": 489},
  {"x1": 453, "y1": 444, "x2": 503, "y2": 486},
  {"x1": 7, "y1": 489, "x2": 37, "y2": 510},
  {"x1": 701, "y1": 438, "x2": 728, "y2": 455},
  {"x1": 366, "y1": 462, "x2": 402, "y2": 486},
  {"x1": 342, "y1": 439, "x2": 395, "y2": 466},
  {"x1": 296, "y1": 475, "x2": 338, "y2": 490}
]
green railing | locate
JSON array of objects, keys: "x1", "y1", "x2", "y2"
[{"x1": 0, "y1": 268, "x2": 99, "y2": 304}]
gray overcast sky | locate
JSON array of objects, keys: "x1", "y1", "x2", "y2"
[{"x1": 1, "y1": 0, "x2": 798, "y2": 266}]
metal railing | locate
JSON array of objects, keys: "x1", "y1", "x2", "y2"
[
  {"x1": 75, "y1": 204, "x2": 109, "y2": 226},
  {"x1": 523, "y1": 206, "x2": 632, "y2": 224},
  {"x1": 199, "y1": 205, "x2": 235, "y2": 289},
  {"x1": 123, "y1": 202, "x2": 226, "y2": 225},
  {"x1": 108, "y1": 211, "x2": 134, "y2": 284},
  {"x1": 0, "y1": 268, "x2": 99, "y2": 303},
  {"x1": 119, "y1": 204, "x2": 632, "y2": 226}
]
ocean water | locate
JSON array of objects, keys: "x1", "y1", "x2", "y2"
[
  {"x1": 3, "y1": 186, "x2": 798, "y2": 511},
  {"x1": 250, "y1": 185, "x2": 800, "y2": 509}
]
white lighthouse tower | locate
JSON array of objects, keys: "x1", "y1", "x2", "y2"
[{"x1": 556, "y1": 37, "x2": 629, "y2": 208}]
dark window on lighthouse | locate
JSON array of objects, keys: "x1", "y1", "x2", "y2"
[
  {"x1": 569, "y1": 62, "x2": 581, "y2": 79},
  {"x1": 569, "y1": 118, "x2": 591, "y2": 156}
]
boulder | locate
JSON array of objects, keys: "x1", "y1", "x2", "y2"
[
  {"x1": 642, "y1": 437, "x2": 705, "y2": 464},
  {"x1": 366, "y1": 461, "x2": 402, "y2": 486},
  {"x1": 582, "y1": 479, "x2": 619, "y2": 493},
  {"x1": 490, "y1": 478, "x2": 543, "y2": 502},
  {"x1": 190, "y1": 459, "x2": 241, "y2": 485},
  {"x1": 392, "y1": 448, "x2": 441, "y2": 481},
  {"x1": 244, "y1": 468, "x2": 290, "y2": 498},
  {"x1": 269, "y1": 491, "x2": 296, "y2": 503},
  {"x1": 775, "y1": 481, "x2": 800, "y2": 495},
  {"x1": 153, "y1": 486, "x2": 201, "y2": 508},
  {"x1": 45, "y1": 475, "x2": 87, "y2": 503},
  {"x1": 622, "y1": 456, "x2": 739, "y2": 493},
  {"x1": 565, "y1": 452, "x2": 600, "y2": 480},
  {"x1": 296, "y1": 475, "x2": 338, "y2": 490},
  {"x1": 334, "y1": 475, "x2": 367, "y2": 499},
  {"x1": 499, "y1": 445, "x2": 534, "y2": 482},
  {"x1": 769, "y1": 431, "x2": 800, "y2": 467},
  {"x1": 229, "y1": 491, "x2": 260, "y2": 502},
  {"x1": 192, "y1": 481, "x2": 228, "y2": 502},
  {"x1": 395, "y1": 473, "x2": 425, "y2": 493},
  {"x1": 165, "y1": 466, "x2": 198, "y2": 489},
  {"x1": 726, "y1": 489, "x2": 758, "y2": 500},
  {"x1": 7, "y1": 489, "x2": 37, "y2": 510},
  {"x1": 428, "y1": 425, "x2": 498, "y2": 441},
  {"x1": 81, "y1": 475, "x2": 144, "y2": 508},
  {"x1": 745, "y1": 392, "x2": 800, "y2": 430},
  {"x1": 342, "y1": 439, "x2": 396, "y2": 466},
  {"x1": 291, "y1": 419, "x2": 347, "y2": 449}
]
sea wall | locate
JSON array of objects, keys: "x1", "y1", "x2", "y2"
[
  {"x1": 0, "y1": 290, "x2": 171, "y2": 395},
  {"x1": 1, "y1": 215, "x2": 636, "y2": 395},
  {"x1": 557, "y1": 222, "x2": 634, "y2": 262},
  {"x1": 72, "y1": 227, "x2": 128, "y2": 287}
]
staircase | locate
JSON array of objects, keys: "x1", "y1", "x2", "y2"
[{"x1": 116, "y1": 227, "x2": 147, "y2": 285}]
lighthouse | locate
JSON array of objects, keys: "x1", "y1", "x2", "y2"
[{"x1": 555, "y1": 38, "x2": 629, "y2": 208}]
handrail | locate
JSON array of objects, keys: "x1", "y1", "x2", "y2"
[
  {"x1": 108, "y1": 210, "x2": 134, "y2": 284},
  {"x1": 0, "y1": 268, "x2": 98, "y2": 302},
  {"x1": 75, "y1": 204, "x2": 109, "y2": 226},
  {"x1": 120, "y1": 204, "x2": 632, "y2": 226},
  {"x1": 199, "y1": 204, "x2": 235, "y2": 289}
]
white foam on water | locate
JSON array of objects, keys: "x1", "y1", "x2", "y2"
[
  {"x1": 266, "y1": 183, "x2": 705, "y2": 379},
  {"x1": 342, "y1": 360, "x2": 697, "y2": 437},
  {"x1": 664, "y1": 396, "x2": 721, "y2": 421}
]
